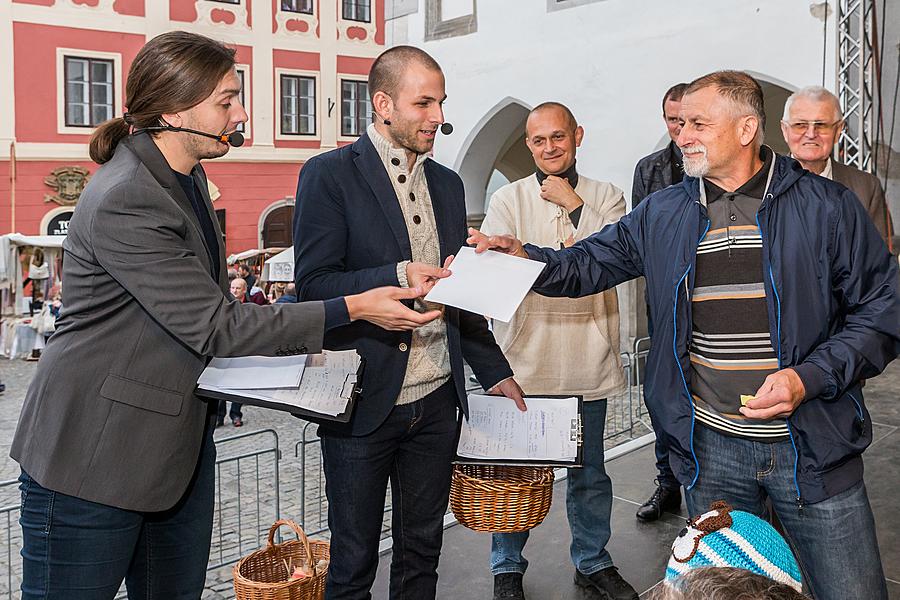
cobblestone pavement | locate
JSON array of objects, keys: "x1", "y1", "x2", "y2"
[{"x1": 0, "y1": 359, "x2": 648, "y2": 599}]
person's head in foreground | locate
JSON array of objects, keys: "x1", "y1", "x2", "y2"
[
  {"x1": 663, "y1": 501, "x2": 803, "y2": 597},
  {"x1": 651, "y1": 567, "x2": 807, "y2": 600}
]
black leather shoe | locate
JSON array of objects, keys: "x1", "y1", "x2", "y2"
[
  {"x1": 574, "y1": 567, "x2": 638, "y2": 600},
  {"x1": 232, "y1": 417, "x2": 243, "y2": 427},
  {"x1": 636, "y1": 480, "x2": 681, "y2": 522},
  {"x1": 493, "y1": 573, "x2": 525, "y2": 600}
]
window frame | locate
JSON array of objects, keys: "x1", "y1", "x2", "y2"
[
  {"x1": 280, "y1": 0, "x2": 314, "y2": 14},
  {"x1": 56, "y1": 48, "x2": 122, "y2": 135},
  {"x1": 234, "y1": 64, "x2": 251, "y2": 139},
  {"x1": 338, "y1": 77, "x2": 371, "y2": 140},
  {"x1": 342, "y1": 0, "x2": 372, "y2": 23},
  {"x1": 275, "y1": 69, "x2": 320, "y2": 140}
]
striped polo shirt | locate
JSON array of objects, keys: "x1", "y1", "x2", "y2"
[{"x1": 690, "y1": 148, "x2": 789, "y2": 441}]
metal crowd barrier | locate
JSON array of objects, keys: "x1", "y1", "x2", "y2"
[
  {"x1": 0, "y1": 343, "x2": 657, "y2": 599},
  {"x1": 208, "y1": 428, "x2": 282, "y2": 570},
  {"x1": 0, "y1": 480, "x2": 20, "y2": 600},
  {"x1": 0, "y1": 428, "x2": 281, "y2": 600},
  {"x1": 294, "y1": 424, "x2": 394, "y2": 544}
]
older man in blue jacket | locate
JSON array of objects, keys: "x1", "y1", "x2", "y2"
[{"x1": 469, "y1": 71, "x2": 899, "y2": 600}]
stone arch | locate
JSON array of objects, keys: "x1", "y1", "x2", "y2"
[
  {"x1": 651, "y1": 72, "x2": 797, "y2": 155},
  {"x1": 744, "y1": 70, "x2": 798, "y2": 156},
  {"x1": 257, "y1": 198, "x2": 295, "y2": 248},
  {"x1": 454, "y1": 97, "x2": 533, "y2": 218}
]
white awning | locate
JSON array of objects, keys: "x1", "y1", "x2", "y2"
[{"x1": 260, "y1": 247, "x2": 294, "y2": 282}]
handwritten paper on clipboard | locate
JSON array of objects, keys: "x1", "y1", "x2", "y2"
[
  {"x1": 457, "y1": 394, "x2": 581, "y2": 464},
  {"x1": 197, "y1": 350, "x2": 361, "y2": 418}
]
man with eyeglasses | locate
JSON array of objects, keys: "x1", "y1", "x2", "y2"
[
  {"x1": 781, "y1": 86, "x2": 893, "y2": 249},
  {"x1": 468, "y1": 71, "x2": 898, "y2": 600}
]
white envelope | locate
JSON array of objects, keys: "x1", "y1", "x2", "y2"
[{"x1": 424, "y1": 246, "x2": 544, "y2": 322}]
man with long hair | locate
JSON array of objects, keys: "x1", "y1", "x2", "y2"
[{"x1": 11, "y1": 31, "x2": 440, "y2": 599}]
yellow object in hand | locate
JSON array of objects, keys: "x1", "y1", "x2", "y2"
[{"x1": 740, "y1": 395, "x2": 755, "y2": 406}]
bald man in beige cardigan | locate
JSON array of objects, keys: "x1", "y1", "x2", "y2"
[{"x1": 481, "y1": 103, "x2": 638, "y2": 600}]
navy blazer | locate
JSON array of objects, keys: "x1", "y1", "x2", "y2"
[{"x1": 294, "y1": 134, "x2": 513, "y2": 436}]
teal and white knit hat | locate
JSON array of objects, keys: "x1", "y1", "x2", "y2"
[{"x1": 665, "y1": 501, "x2": 803, "y2": 592}]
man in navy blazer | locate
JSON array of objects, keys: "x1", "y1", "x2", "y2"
[{"x1": 294, "y1": 46, "x2": 524, "y2": 600}]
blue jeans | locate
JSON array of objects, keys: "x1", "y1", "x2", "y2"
[
  {"x1": 686, "y1": 424, "x2": 887, "y2": 600},
  {"x1": 19, "y1": 422, "x2": 216, "y2": 600},
  {"x1": 217, "y1": 400, "x2": 243, "y2": 420},
  {"x1": 319, "y1": 381, "x2": 458, "y2": 600},
  {"x1": 490, "y1": 399, "x2": 613, "y2": 576}
]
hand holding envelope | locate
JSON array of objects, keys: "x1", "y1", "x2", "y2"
[
  {"x1": 424, "y1": 244, "x2": 545, "y2": 323},
  {"x1": 466, "y1": 227, "x2": 529, "y2": 258}
]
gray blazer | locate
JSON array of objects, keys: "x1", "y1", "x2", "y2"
[
  {"x1": 832, "y1": 160, "x2": 893, "y2": 246},
  {"x1": 11, "y1": 134, "x2": 326, "y2": 512}
]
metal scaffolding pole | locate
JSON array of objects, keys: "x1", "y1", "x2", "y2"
[{"x1": 836, "y1": 0, "x2": 876, "y2": 172}]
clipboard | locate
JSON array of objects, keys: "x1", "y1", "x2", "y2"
[
  {"x1": 196, "y1": 355, "x2": 365, "y2": 424},
  {"x1": 454, "y1": 394, "x2": 584, "y2": 468}
]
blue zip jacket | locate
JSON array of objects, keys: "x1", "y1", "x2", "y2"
[{"x1": 525, "y1": 154, "x2": 900, "y2": 505}]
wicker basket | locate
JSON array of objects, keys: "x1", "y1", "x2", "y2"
[
  {"x1": 233, "y1": 519, "x2": 329, "y2": 600},
  {"x1": 449, "y1": 464, "x2": 554, "y2": 533}
]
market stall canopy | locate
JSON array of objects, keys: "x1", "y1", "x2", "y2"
[
  {"x1": 0, "y1": 233, "x2": 66, "y2": 285},
  {"x1": 4, "y1": 234, "x2": 66, "y2": 248},
  {"x1": 0, "y1": 233, "x2": 66, "y2": 315},
  {"x1": 226, "y1": 247, "x2": 285, "y2": 266},
  {"x1": 260, "y1": 248, "x2": 293, "y2": 282}
]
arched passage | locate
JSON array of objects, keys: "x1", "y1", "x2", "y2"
[
  {"x1": 258, "y1": 199, "x2": 294, "y2": 248},
  {"x1": 454, "y1": 98, "x2": 533, "y2": 220},
  {"x1": 650, "y1": 73, "x2": 796, "y2": 156}
]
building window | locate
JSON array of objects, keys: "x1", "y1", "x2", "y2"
[
  {"x1": 547, "y1": 0, "x2": 607, "y2": 10},
  {"x1": 281, "y1": 75, "x2": 316, "y2": 135},
  {"x1": 64, "y1": 56, "x2": 114, "y2": 127},
  {"x1": 341, "y1": 80, "x2": 371, "y2": 137},
  {"x1": 281, "y1": 0, "x2": 313, "y2": 13},
  {"x1": 235, "y1": 68, "x2": 247, "y2": 133},
  {"x1": 425, "y1": 0, "x2": 477, "y2": 41},
  {"x1": 342, "y1": 0, "x2": 371, "y2": 22}
]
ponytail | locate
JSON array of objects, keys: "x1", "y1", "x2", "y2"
[
  {"x1": 89, "y1": 117, "x2": 131, "y2": 165},
  {"x1": 89, "y1": 32, "x2": 237, "y2": 165}
]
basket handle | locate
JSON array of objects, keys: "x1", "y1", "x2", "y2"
[{"x1": 266, "y1": 519, "x2": 314, "y2": 567}]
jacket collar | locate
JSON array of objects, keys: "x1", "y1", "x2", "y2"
[
  {"x1": 352, "y1": 134, "x2": 412, "y2": 257},
  {"x1": 351, "y1": 134, "x2": 455, "y2": 260},
  {"x1": 122, "y1": 133, "x2": 224, "y2": 283},
  {"x1": 681, "y1": 148, "x2": 805, "y2": 206}
]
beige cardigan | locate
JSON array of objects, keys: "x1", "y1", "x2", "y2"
[{"x1": 481, "y1": 174, "x2": 625, "y2": 401}]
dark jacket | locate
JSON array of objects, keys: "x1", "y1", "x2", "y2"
[
  {"x1": 11, "y1": 134, "x2": 326, "y2": 512},
  {"x1": 293, "y1": 134, "x2": 513, "y2": 436},
  {"x1": 831, "y1": 160, "x2": 894, "y2": 248},
  {"x1": 527, "y1": 153, "x2": 899, "y2": 505},
  {"x1": 632, "y1": 141, "x2": 682, "y2": 206}
]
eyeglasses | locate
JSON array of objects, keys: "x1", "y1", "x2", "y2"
[{"x1": 783, "y1": 120, "x2": 842, "y2": 135}]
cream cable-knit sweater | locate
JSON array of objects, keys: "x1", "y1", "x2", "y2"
[
  {"x1": 367, "y1": 124, "x2": 451, "y2": 405},
  {"x1": 481, "y1": 174, "x2": 625, "y2": 401}
]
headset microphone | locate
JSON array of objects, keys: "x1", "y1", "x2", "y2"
[
  {"x1": 133, "y1": 125, "x2": 244, "y2": 147},
  {"x1": 221, "y1": 131, "x2": 244, "y2": 147},
  {"x1": 440, "y1": 122, "x2": 453, "y2": 135}
]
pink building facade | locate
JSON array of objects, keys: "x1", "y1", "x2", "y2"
[{"x1": 0, "y1": 0, "x2": 384, "y2": 253}]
